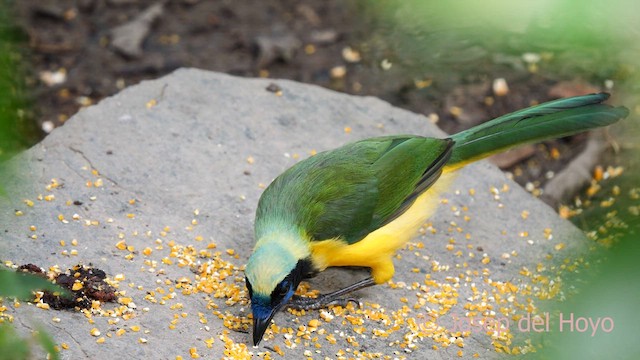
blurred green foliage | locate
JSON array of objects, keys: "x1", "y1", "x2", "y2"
[
  {"x1": 530, "y1": 224, "x2": 640, "y2": 359},
  {"x1": 0, "y1": 324, "x2": 30, "y2": 360},
  {"x1": 0, "y1": 321, "x2": 59, "y2": 360},
  {"x1": 356, "y1": 0, "x2": 640, "y2": 90},
  {"x1": 0, "y1": 0, "x2": 40, "y2": 164},
  {"x1": 0, "y1": 268, "x2": 66, "y2": 360},
  {"x1": 1, "y1": 1, "x2": 58, "y2": 359},
  {"x1": 0, "y1": 268, "x2": 69, "y2": 300}
]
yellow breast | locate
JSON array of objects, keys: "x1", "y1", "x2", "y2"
[{"x1": 309, "y1": 171, "x2": 457, "y2": 283}]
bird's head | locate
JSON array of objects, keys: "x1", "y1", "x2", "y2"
[{"x1": 245, "y1": 240, "x2": 311, "y2": 345}]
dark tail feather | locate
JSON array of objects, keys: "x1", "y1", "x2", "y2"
[{"x1": 448, "y1": 93, "x2": 629, "y2": 167}]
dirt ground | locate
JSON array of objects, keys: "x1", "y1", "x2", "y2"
[{"x1": 12, "y1": 0, "x2": 597, "y2": 193}]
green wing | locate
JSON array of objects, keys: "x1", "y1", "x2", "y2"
[{"x1": 255, "y1": 135, "x2": 453, "y2": 244}]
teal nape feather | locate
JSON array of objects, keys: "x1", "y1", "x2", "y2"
[
  {"x1": 244, "y1": 239, "x2": 297, "y2": 295},
  {"x1": 449, "y1": 93, "x2": 629, "y2": 166}
]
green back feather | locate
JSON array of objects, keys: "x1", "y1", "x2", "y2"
[{"x1": 255, "y1": 136, "x2": 452, "y2": 245}]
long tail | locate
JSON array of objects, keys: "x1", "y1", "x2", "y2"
[{"x1": 447, "y1": 93, "x2": 629, "y2": 169}]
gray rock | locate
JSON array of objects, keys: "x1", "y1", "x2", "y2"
[{"x1": 0, "y1": 69, "x2": 587, "y2": 358}]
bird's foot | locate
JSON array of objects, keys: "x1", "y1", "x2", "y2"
[
  {"x1": 289, "y1": 294, "x2": 360, "y2": 310},
  {"x1": 287, "y1": 277, "x2": 376, "y2": 311}
]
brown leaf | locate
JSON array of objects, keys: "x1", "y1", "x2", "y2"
[
  {"x1": 548, "y1": 81, "x2": 600, "y2": 99},
  {"x1": 489, "y1": 144, "x2": 536, "y2": 169}
]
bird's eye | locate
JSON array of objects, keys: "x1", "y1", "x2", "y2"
[
  {"x1": 272, "y1": 278, "x2": 292, "y2": 303},
  {"x1": 245, "y1": 277, "x2": 253, "y2": 297}
]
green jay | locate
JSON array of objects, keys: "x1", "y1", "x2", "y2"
[{"x1": 244, "y1": 93, "x2": 628, "y2": 345}]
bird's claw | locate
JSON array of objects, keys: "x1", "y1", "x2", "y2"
[
  {"x1": 288, "y1": 295, "x2": 361, "y2": 310},
  {"x1": 321, "y1": 297, "x2": 361, "y2": 309}
]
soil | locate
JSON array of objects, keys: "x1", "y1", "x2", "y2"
[
  {"x1": 12, "y1": 0, "x2": 593, "y2": 193},
  {"x1": 18, "y1": 263, "x2": 117, "y2": 310}
]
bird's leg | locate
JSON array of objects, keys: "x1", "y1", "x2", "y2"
[{"x1": 288, "y1": 277, "x2": 376, "y2": 310}]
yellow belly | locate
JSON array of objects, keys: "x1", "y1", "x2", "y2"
[{"x1": 309, "y1": 170, "x2": 457, "y2": 283}]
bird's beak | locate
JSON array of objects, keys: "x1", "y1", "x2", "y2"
[{"x1": 252, "y1": 305, "x2": 281, "y2": 346}]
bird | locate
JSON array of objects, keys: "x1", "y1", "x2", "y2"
[{"x1": 244, "y1": 92, "x2": 628, "y2": 345}]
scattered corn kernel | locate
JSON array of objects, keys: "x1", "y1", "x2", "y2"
[{"x1": 72, "y1": 282, "x2": 83, "y2": 291}]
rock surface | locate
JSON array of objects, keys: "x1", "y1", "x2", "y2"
[{"x1": 0, "y1": 69, "x2": 587, "y2": 359}]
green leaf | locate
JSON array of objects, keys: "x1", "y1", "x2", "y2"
[
  {"x1": 0, "y1": 323, "x2": 30, "y2": 360},
  {"x1": 34, "y1": 326, "x2": 59, "y2": 360},
  {"x1": 0, "y1": 323, "x2": 60, "y2": 360},
  {"x1": 0, "y1": 268, "x2": 69, "y2": 300}
]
